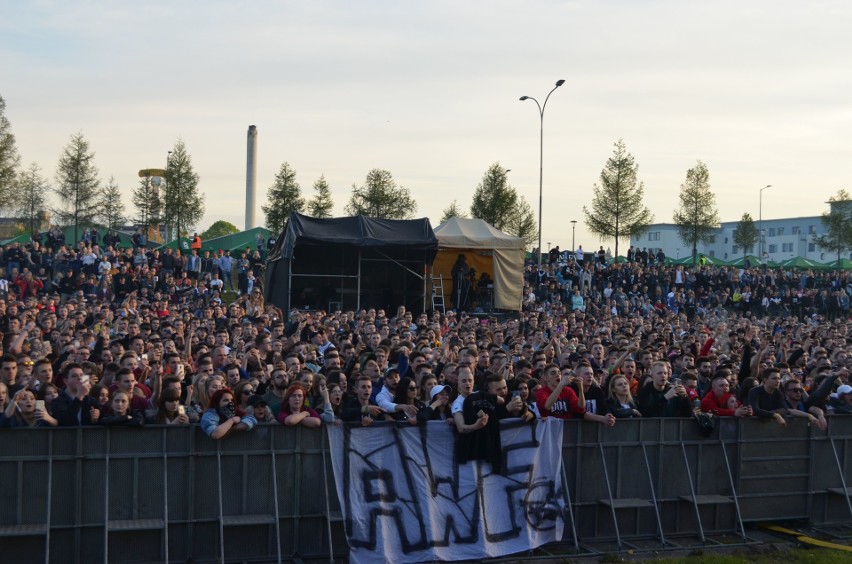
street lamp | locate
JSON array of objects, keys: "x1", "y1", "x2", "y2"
[
  {"x1": 759, "y1": 184, "x2": 772, "y2": 257},
  {"x1": 570, "y1": 220, "x2": 577, "y2": 253},
  {"x1": 520, "y1": 79, "x2": 566, "y2": 275}
]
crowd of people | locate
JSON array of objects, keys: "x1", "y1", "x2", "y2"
[{"x1": 2, "y1": 233, "x2": 852, "y2": 463}]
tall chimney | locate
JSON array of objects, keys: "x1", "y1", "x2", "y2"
[{"x1": 245, "y1": 125, "x2": 258, "y2": 230}]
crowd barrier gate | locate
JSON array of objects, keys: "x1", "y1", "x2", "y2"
[{"x1": 1, "y1": 417, "x2": 852, "y2": 563}]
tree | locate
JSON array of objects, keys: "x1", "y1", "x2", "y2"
[
  {"x1": 583, "y1": 140, "x2": 653, "y2": 258},
  {"x1": 163, "y1": 139, "x2": 204, "y2": 240},
  {"x1": 201, "y1": 220, "x2": 239, "y2": 240},
  {"x1": 307, "y1": 174, "x2": 334, "y2": 218},
  {"x1": 813, "y1": 189, "x2": 852, "y2": 263},
  {"x1": 440, "y1": 200, "x2": 466, "y2": 224},
  {"x1": 54, "y1": 132, "x2": 101, "y2": 243},
  {"x1": 132, "y1": 175, "x2": 163, "y2": 239},
  {"x1": 97, "y1": 176, "x2": 125, "y2": 230},
  {"x1": 345, "y1": 169, "x2": 417, "y2": 219},
  {"x1": 503, "y1": 195, "x2": 538, "y2": 248},
  {"x1": 14, "y1": 163, "x2": 49, "y2": 236},
  {"x1": 470, "y1": 163, "x2": 516, "y2": 228},
  {"x1": 672, "y1": 161, "x2": 720, "y2": 265},
  {"x1": 262, "y1": 162, "x2": 304, "y2": 232},
  {"x1": 0, "y1": 94, "x2": 21, "y2": 214},
  {"x1": 732, "y1": 212, "x2": 758, "y2": 260}
]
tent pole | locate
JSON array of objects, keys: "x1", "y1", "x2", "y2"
[
  {"x1": 287, "y1": 264, "x2": 292, "y2": 312},
  {"x1": 423, "y1": 257, "x2": 428, "y2": 314},
  {"x1": 357, "y1": 249, "x2": 361, "y2": 311}
]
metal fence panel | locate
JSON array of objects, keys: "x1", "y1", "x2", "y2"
[{"x1": 2, "y1": 418, "x2": 852, "y2": 562}]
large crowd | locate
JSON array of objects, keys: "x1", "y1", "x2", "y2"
[{"x1": 2, "y1": 231, "x2": 852, "y2": 464}]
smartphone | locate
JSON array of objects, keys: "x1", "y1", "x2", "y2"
[
  {"x1": 36, "y1": 400, "x2": 45, "y2": 412},
  {"x1": 673, "y1": 378, "x2": 682, "y2": 387},
  {"x1": 177, "y1": 405, "x2": 186, "y2": 416},
  {"x1": 511, "y1": 391, "x2": 521, "y2": 400}
]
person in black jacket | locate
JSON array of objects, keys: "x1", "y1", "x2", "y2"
[
  {"x1": 637, "y1": 361, "x2": 691, "y2": 418},
  {"x1": 50, "y1": 364, "x2": 101, "y2": 426},
  {"x1": 98, "y1": 391, "x2": 144, "y2": 427}
]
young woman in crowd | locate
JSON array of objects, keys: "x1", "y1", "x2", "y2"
[
  {"x1": 391, "y1": 376, "x2": 425, "y2": 424},
  {"x1": 99, "y1": 391, "x2": 144, "y2": 427},
  {"x1": 605, "y1": 374, "x2": 642, "y2": 418},
  {"x1": 148, "y1": 388, "x2": 190, "y2": 425},
  {"x1": 418, "y1": 374, "x2": 439, "y2": 405},
  {"x1": 233, "y1": 380, "x2": 256, "y2": 413},
  {"x1": 276, "y1": 383, "x2": 321, "y2": 428},
  {"x1": 417, "y1": 383, "x2": 452, "y2": 423},
  {"x1": 1, "y1": 388, "x2": 54, "y2": 427},
  {"x1": 200, "y1": 388, "x2": 257, "y2": 439}
]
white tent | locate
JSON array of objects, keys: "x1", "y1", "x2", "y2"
[{"x1": 433, "y1": 217, "x2": 525, "y2": 311}]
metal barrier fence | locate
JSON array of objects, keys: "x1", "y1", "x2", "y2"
[{"x1": 1, "y1": 417, "x2": 852, "y2": 563}]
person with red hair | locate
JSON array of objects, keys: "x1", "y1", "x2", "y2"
[
  {"x1": 276, "y1": 383, "x2": 321, "y2": 428},
  {"x1": 200, "y1": 388, "x2": 257, "y2": 439}
]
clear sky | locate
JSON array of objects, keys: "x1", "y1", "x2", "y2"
[{"x1": 2, "y1": 1, "x2": 850, "y2": 251}]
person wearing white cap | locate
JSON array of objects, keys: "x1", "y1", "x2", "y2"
[
  {"x1": 829, "y1": 384, "x2": 852, "y2": 415},
  {"x1": 417, "y1": 384, "x2": 452, "y2": 423}
]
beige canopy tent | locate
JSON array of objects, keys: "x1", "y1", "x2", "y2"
[{"x1": 432, "y1": 217, "x2": 525, "y2": 311}]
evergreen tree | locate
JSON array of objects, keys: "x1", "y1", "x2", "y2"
[
  {"x1": 262, "y1": 162, "x2": 305, "y2": 232},
  {"x1": 0, "y1": 94, "x2": 21, "y2": 214},
  {"x1": 583, "y1": 140, "x2": 653, "y2": 258},
  {"x1": 163, "y1": 139, "x2": 204, "y2": 240},
  {"x1": 813, "y1": 189, "x2": 852, "y2": 264},
  {"x1": 345, "y1": 169, "x2": 416, "y2": 219},
  {"x1": 307, "y1": 174, "x2": 334, "y2": 218},
  {"x1": 470, "y1": 163, "x2": 516, "y2": 229},
  {"x1": 504, "y1": 196, "x2": 538, "y2": 248},
  {"x1": 132, "y1": 176, "x2": 163, "y2": 238},
  {"x1": 54, "y1": 132, "x2": 101, "y2": 243},
  {"x1": 15, "y1": 163, "x2": 49, "y2": 237},
  {"x1": 98, "y1": 176, "x2": 125, "y2": 230},
  {"x1": 672, "y1": 161, "x2": 720, "y2": 265},
  {"x1": 732, "y1": 212, "x2": 758, "y2": 260},
  {"x1": 440, "y1": 200, "x2": 466, "y2": 224}
]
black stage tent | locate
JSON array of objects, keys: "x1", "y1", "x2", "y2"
[{"x1": 265, "y1": 212, "x2": 439, "y2": 312}]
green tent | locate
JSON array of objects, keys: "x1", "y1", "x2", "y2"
[
  {"x1": 779, "y1": 256, "x2": 821, "y2": 269},
  {"x1": 203, "y1": 226, "x2": 274, "y2": 254},
  {"x1": 728, "y1": 255, "x2": 760, "y2": 268},
  {"x1": 817, "y1": 258, "x2": 852, "y2": 270},
  {"x1": 0, "y1": 232, "x2": 32, "y2": 246},
  {"x1": 54, "y1": 224, "x2": 135, "y2": 248},
  {"x1": 155, "y1": 237, "x2": 192, "y2": 253}
]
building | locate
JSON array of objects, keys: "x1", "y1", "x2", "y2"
[{"x1": 631, "y1": 215, "x2": 840, "y2": 263}]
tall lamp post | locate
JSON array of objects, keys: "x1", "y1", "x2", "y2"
[
  {"x1": 759, "y1": 184, "x2": 772, "y2": 257},
  {"x1": 570, "y1": 220, "x2": 577, "y2": 253},
  {"x1": 520, "y1": 79, "x2": 565, "y2": 275}
]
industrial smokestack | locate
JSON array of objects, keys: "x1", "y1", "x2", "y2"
[{"x1": 245, "y1": 125, "x2": 258, "y2": 230}]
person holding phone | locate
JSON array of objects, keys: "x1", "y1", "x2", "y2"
[{"x1": 1, "y1": 388, "x2": 55, "y2": 427}]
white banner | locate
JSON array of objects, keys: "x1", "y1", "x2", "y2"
[{"x1": 327, "y1": 418, "x2": 567, "y2": 564}]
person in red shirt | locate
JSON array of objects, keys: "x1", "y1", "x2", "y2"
[
  {"x1": 700, "y1": 376, "x2": 751, "y2": 417},
  {"x1": 535, "y1": 363, "x2": 585, "y2": 419}
]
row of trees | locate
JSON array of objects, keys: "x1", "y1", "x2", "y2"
[
  {"x1": 573, "y1": 139, "x2": 850, "y2": 264},
  {"x1": 261, "y1": 161, "x2": 538, "y2": 246},
  {"x1": 0, "y1": 94, "x2": 206, "y2": 241},
  {"x1": 578, "y1": 138, "x2": 722, "y2": 263}
]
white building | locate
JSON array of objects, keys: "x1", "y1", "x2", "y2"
[{"x1": 630, "y1": 215, "x2": 842, "y2": 263}]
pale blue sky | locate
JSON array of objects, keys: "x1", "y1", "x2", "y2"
[{"x1": 2, "y1": 0, "x2": 850, "y2": 250}]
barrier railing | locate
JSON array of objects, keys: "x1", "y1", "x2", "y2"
[{"x1": 1, "y1": 417, "x2": 851, "y2": 563}]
